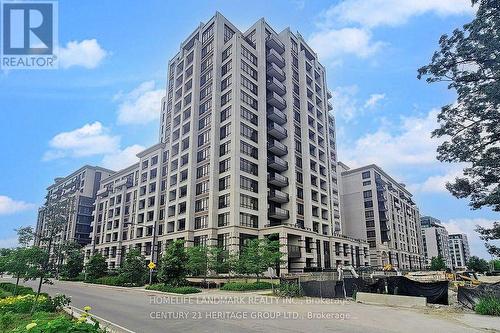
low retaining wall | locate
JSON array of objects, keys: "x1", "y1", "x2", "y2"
[{"x1": 356, "y1": 292, "x2": 427, "y2": 307}]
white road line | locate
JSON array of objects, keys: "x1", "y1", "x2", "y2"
[{"x1": 70, "y1": 305, "x2": 137, "y2": 333}]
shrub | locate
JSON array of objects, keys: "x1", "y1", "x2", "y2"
[
  {"x1": 146, "y1": 284, "x2": 201, "y2": 294},
  {"x1": 119, "y1": 249, "x2": 148, "y2": 285},
  {"x1": 10, "y1": 314, "x2": 103, "y2": 333},
  {"x1": 0, "y1": 294, "x2": 70, "y2": 314},
  {"x1": 85, "y1": 253, "x2": 108, "y2": 280},
  {"x1": 475, "y1": 296, "x2": 500, "y2": 316},
  {"x1": 86, "y1": 275, "x2": 144, "y2": 287},
  {"x1": 273, "y1": 283, "x2": 302, "y2": 297},
  {"x1": 0, "y1": 282, "x2": 35, "y2": 296},
  {"x1": 220, "y1": 282, "x2": 273, "y2": 291}
]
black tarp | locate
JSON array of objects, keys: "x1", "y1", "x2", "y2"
[
  {"x1": 299, "y1": 280, "x2": 344, "y2": 298},
  {"x1": 386, "y1": 276, "x2": 448, "y2": 305},
  {"x1": 343, "y1": 278, "x2": 386, "y2": 297},
  {"x1": 458, "y1": 282, "x2": 500, "y2": 310}
]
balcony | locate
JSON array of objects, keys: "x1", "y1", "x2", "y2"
[
  {"x1": 267, "y1": 139, "x2": 287, "y2": 156},
  {"x1": 268, "y1": 122, "x2": 287, "y2": 140},
  {"x1": 266, "y1": 35, "x2": 285, "y2": 54},
  {"x1": 267, "y1": 62, "x2": 286, "y2": 82},
  {"x1": 267, "y1": 91, "x2": 286, "y2": 110},
  {"x1": 269, "y1": 207, "x2": 289, "y2": 220},
  {"x1": 288, "y1": 245, "x2": 301, "y2": 258},
  {"x1": 328, "y1": 102, "x2": 333, "y2": 111},
  {"x1": 267, "y1": 106, "x2": 287, "y2": 125},
  {"x1": 267, "y1": 76, "x2": 286, "y2": 96},
  {"x1": 269, "y1": 189, "x2": 289, "y2": 203},
  {"x1": 268, "y1": 155, "x2": 288, "y2": 172},
  {"x1": 267, "y1": 48, "x2": 285, "y2": 68},
  {"x1": 327, "y1": 90, "x2": 333, "y2": 99},
  {"x1": 268, "y1": 172, "x2": 288, "y2": 187}
]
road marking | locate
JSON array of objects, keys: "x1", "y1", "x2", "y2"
[{"x1": 70, "y1": 305, "x2": 137, "y2": 333}]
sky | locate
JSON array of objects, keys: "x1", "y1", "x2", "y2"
[{"x1": 0, "y1": 0, "x2": 497, "y2": 259}]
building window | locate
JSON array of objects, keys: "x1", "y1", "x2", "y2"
[
  {"x1": 241, "y1": 60, "x2": 257, "y2": 80},
  {"x1": 241, "y1": 91, "x2": 258, "y2": 110},
  {"x1": 221, "y1": 74, "x2": 232, "y2": 91},
  {"x1": 241, "y1": 107, "x2": 258, "y2": 125},
  {"x1": 220, "y1": 141, "x2": 231, "y2": 156},
  {"x1": 218, "y1": 212, "x2": 230, "y2": 227},
  {"x1": 196, "y1": 164, "x2": 210, "y2": 178},
  {"x1": 240, "y1": 212, "x2": 258, "y2": 228},
  {"x1": 240, "y1": 194, "x2": 258, "y2": 210},
  {"x1": 219, "y1": 158, "x2": 230, "y2": 173},
  {"x1": 240, "y1": 175, "x2": 258, "y2": 192},
  {"x1": 195, "y1": 197, "x2": 209, "y2": 212},
  {"x1": 222, "y1": 46, "x2": 232, "y2": 61},
  {"x1": 240, "y1": 158, "x2": 258, "y2": 176},
  {"x1": 220, "y1": 123, "x2": 231, "y2": 139},
  {"x1": 221, "y1": 60, "x2": 232, "y2": 76},
  {"x1": 241, "y1": 46, "x2": 257, "y2": 65},
  {"x1": 240, "y1": 141, "x2": 258, "y2": 159},
  {"x1": 221, "y1": 90, "x2": 232, "y2": 106},
  {"x1": 202, "y1": 23, "x2": 214, "y2": 44},
  {"x1": 224, "y1": 24, "x2": 235, "y2": 43},
  {"x1": 219, "y1": 175, "x2": 230, "y2": 190},
  {"x1": 362, "y1": 171, "x2": 371, "y2": 179},
  {"x1": 241, "y1": 123, "x2": 258, "y2": 143},
  {"x1": 194, "y1": 216, "x2": 208, "y2": 230},
  {"x1": 218, "y1": 194, "x2": 230, "y2": 208},
  {"x1": 241, "y1": 75, "x2": 258, "y2": 95},
  {"x1": 363, "y1": 190, "x2": 372, "y2": 198}
]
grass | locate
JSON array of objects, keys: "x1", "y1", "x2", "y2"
[
  {"x1": 0, "y1": 311, "x2": 62, "y2": 332},
  {"x1": 220, "y1": 281, "x2": 273, "y2": 291},
  {"x1": 475, "y1": 296, "x2": 500, "y2": 316},
  {"x1": 146, "y1": 284, "x2": 201, "y2": 294}
]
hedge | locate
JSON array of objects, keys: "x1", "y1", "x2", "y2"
[
  {"x1": 220, "y1": 282, "x2": 273, "y2": 291},
  {"x1": 146, "y1": 284, "x2": 201, "y2": 294}
]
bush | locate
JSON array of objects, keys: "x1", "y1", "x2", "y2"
[
  {"x1": 10, "y1": 314, "x2": 103, "y2": 333},
  {"x1": 220, "y1": 282, "x2": 273, "y2": 291},
  {"x1": 0, "y1": 282, "x2": 35, "y2": 296},
  {"x1": 475, "y1": 296, "x2": 500, "y2": 316},
  {"x1": 146, "y1": 284, "x2": 201, "y2": 294},
  {"x1": 273, "y1": 283, "x2": 302, "y2": 297},
  {"x1": 0, "y1": 294, "x2": 70, "y2": 314},
  {"x1": 85, "y1": 275, "x2": 144, "y2": 287},
  {"x1": 59, "y1": 273, "x2": 85, "y2": 282}
]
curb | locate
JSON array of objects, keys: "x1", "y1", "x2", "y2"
[{"x1": 64, "y1": 305, "x2": 137, "y2": 333}]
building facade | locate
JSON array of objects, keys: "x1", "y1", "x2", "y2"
[
  {"x1": 420, "y1": 216, "x2": 452, "y2": 269},
  {"x1": 35, "y1": 165, "x2": 115, "y2": 250},
  {"x1": 86, "y1": 12, "x2": 369, "y2": 274},
  {"x1": 339, "y1": 163, "x2": 425, "y2": 270},
  {"x1": 448, "y1": 233, "x2": 471, "y2": 270}
]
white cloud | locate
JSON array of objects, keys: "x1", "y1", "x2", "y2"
[
  {"x1": 332, "y1": 86, "x2": 385, "y2": 122},
  {"x1": 323, "y1": 0, "x2": 474, "y2": 29},
  {"x1": 0, "y1": 196, "x2": 34, "y2": 215},
  {"x1": 43, "y1": 122, "x2": 120, "y2": 161},
  {"x1": 116, "y1": 81, "x2": 164, "y2": 125},
  {"x1": 59, "y1": 39, "x2": 109, "y2": 69},
  {"x1": 0, "y1": 237, "x2": 19, "y2": 248},
  {"x1": 409, "y1": 167, "x2": 465, "y2": 193},
  {"x1": 308, "y1": 27, "x2": 385, "y2": 61},
  {"x1": 441, "y1": 218, "x2": 496, "y2": 259},
  {"x1": 101, "y1": 144, "x2": 145, "y2": 171},
  {"x1": 339, "y1": 109, "x2": 443, "y2": 168},
  {"x1": 364, "y1": 93, "x2": 385, "y2": 109}
]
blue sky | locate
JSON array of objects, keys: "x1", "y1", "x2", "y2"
[{"x1": 0, "y1": 0, "x2": 497, "y2": 259}]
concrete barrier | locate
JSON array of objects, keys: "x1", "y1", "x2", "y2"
[{"x1": 356, "y1": 292, "x2": 427, "y2": 308}]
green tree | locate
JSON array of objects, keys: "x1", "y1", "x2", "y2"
[
  {"x1": 491, "y1": 259, "x2": 500, "y2": 271},
  {"x1": 85, "y1": 253, "x2": 108, "y2": 280},
  {"x1": 208, "y1": 246, "x2": 230, "y2": 275},
  {"x1": 60, "y1": 242, "x2": 84, "y2": 279},
  {"x1": 467, "y1": 256, "x2": 489, "y2": 272},
  {"x1": 235, "y1": 239, "x2": 283, "y2": 282},
  {"x1": 15, "y1": 226, "x2": 34, "y2": 247},
  {"x1": 157, "y1": 240, "x2": 187, "y2": 286},
  {"x1": 418, "y1": 0, "x2": 500, "y2": 256},
  {"x1": 119, "y1": 249, "x2": 147, "y2": 285},
  {"x1": 186, "y1": 246, "x2": 209, "y2": 279},
  {"x1": 1, "y1": 248, "x2": 33, "y2": 295},
  {"x1": 430, "y1": 255, "x2": 446, "y2": 271}
]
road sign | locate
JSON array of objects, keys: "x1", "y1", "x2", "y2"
[{"x1": 148, "y1": 261, "x2": 156, "y2": 270}]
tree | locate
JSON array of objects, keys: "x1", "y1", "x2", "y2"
[
  {"x1": 430, "y1": 255, "x2": 446, "y2": 271},
  {"x1": 119, "y1": 249, "x2": 147, "y2": 285},
  {"x1": 85, "y1": 253, "x2": 108, "y2": 280},
  {"x1": 1, "y1": 248, "x2": 33, "y2": 295},
  {"x1": 15, "y1": 226, "x2": 34, "y2": 247},
  {"x1": 491, "y1": 259, "x2": 500, "y2": 271},
  {"x1": 60, "y1": 242, "x2": 84, "y2": 279},
  {"x1": 207, "y1": 246, "x2": 230, "y2": 275},
  {"x1": 418, "y1": 0, "x2": 500, "y2": 256},
  {"x1": 467, "y1": 256, "x2": 489, "y2": 272},
  {"x1": 235, "y1": 239, "x2": 283, "y2": 282},
  {"x1": 157, "y1": 240, "x2": 187, "y2": 286},
  {"x1": 186, "y1": 246, "x2": 209, "y2": 279}
]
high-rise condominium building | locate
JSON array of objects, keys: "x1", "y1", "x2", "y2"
[
  {"x1": 338, "y1": 163, "x2": 425, "y2": 269},
  {"x1": 448, "y1": 233, "x2": 471, "y2": 270},
  {"x1": 420, "y1": 216, "x2": 452, "y2": 268},
  {"x1": 35, "y1": 165, "x2": 115, "y2": 251},
  {"x1": 87, "y1": 12, "x2": 369, "y2": 273}
]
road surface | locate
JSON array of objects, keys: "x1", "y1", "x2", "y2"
[{"x1": 6, "y1": 278, "x2": 498, "y2": 333}]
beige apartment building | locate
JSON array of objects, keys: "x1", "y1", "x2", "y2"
[
  {"x1": 339, "y1": 163, "x2": 425, "y2": 270},
  {"x1": 449, "y1": 233, "x2": 471, "y2": 270},
  {"x1": 86, "y1": 12, "x2": 369, "y2": 274},
  {"x1": 35, "y1": 165, "x2": 115, "y2": 250},
  {"x1": 420, "y1": 215, "x2": 453, "y2": 268}
]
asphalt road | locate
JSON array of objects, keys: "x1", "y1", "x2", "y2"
[{"x1": 5, "y1": 278, "x2": 498, "y2": 333}]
